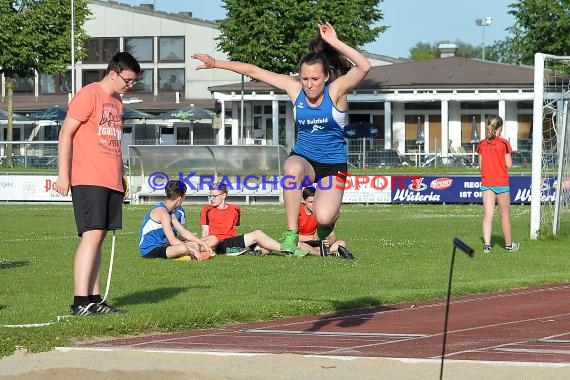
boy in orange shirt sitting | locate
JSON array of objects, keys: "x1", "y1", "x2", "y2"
[
  {"x1": 298, "y1": 187, "x2": 354, "y2": 259},
  {"x1": 201, "y1": 183, "x2": 309, "y2": 257}
]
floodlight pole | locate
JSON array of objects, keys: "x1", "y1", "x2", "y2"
[{"x1": 475, "y1": 16, "x2": 492, "y2": 61}]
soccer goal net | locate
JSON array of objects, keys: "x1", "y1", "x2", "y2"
[{"x1": 530, "y1": 53, "x2": 570, "y2": 239}]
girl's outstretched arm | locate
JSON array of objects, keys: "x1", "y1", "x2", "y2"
[
  {"x1": 193, "y1": 53, "x2": 301, "y2": 100},
  {"x1": 319, "y1": 22, "x2": 371, "y2": 96}
]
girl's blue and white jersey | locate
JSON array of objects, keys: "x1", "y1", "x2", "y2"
[
  {"x1": 293, "y1": 83, "x2": 347, "y2": 164},
  {"x1": 138, "y1": 202, "x2": 169, "y2": 256}
]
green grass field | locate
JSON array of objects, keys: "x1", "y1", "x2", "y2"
[{"x1": 0, "y1": 202, "x2": 568, "y2": 358}]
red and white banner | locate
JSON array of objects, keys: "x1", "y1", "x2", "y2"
[{"x1": 0, "y1": 175, "x2": 72, "y2": 202}]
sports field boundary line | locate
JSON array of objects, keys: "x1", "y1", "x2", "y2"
[{"x1": 55, "y1": 346, "x2": 570, "y2": 368}]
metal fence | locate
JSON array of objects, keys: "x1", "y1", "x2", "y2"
[{"x1": 0, "y1": 141, "x2": 58, "y2": 169}]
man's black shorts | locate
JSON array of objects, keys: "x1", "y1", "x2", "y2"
[
  {"x1": 216, "y1": 234, "x2": 252, "y2": 254},
  {"x1": 71, "y1": 185, "x2": 123, "y2": 236}
]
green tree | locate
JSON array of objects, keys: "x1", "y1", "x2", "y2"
[
  {"x1": 485, "y1": 37, "x2": 520, "y2": 64},
  {"x1": 409, "y1": 42, "x2": 437, "y2": 61},
  {"x1": 506, "y1": 0, "x2": 570, "y2": 65},
  {"x1": 0, "y1": 0, "x2": 90, "y2": 168},
  {"x1": 217, "y1": 0, "x2": 387, "y2": 74},
  {"x1": 409, "y1": 40, "x2": 483, "y2": 61}
]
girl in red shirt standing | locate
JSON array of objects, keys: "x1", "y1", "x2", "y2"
[{"x1": 477, "y1": 115, "x2": 520, "y2": 253}]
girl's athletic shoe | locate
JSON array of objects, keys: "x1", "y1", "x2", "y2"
[
  {"x1": 483, "y1": 245, "x2": 492, "y2": 254},
  {"x1": 279, "y1": 230, "x2": 298, "y2": 253},
  {"x1": 505, "y1": 242, "x2": 520, "y2": 252}
]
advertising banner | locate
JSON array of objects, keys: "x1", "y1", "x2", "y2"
[
  {"x1": 0, "y1": 175, "x2": 72, "y2": 202},
  {"x1": 390, "y1": 175, "x2": 536, "y2": 204},
  {"x1": 341, "y1": 175, "x2": 392, "y2": 203}
]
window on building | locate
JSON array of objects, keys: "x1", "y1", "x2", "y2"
[
  {"x1": 158, "y1": 37, "x2": 184, "y2": 62},
  {"x1": 44, "y1": 124, "x2": 60, "y2": 141},
  {"x1": 135, "y1": 125, "x2": 158, "y2": 145},
  {"x1": 461, "y1": 114, "x2": 481, "y2": 148},
  {"x1": 40, "y1": 71, "x2": 72, "y2": 94},
  {"x1": 12, "y1": 75, "x2": 34, "y2": 93},
  {"x1": 176, "y1": 126, "x2": 189, "y2": 144},
  {"x1": 517, "y1": 114, "x2": 532, "y2": 151},
  {"x1": 158, "y1": 69, "x2": 184, "y2": 91},
  {"x1": 125, "y1": 37, "x2": 153, "y2": 62},
  {"x1": 84, "y1": 38, "x2": 120, "y2": 63},
  {"x1": 130, "y1": 69, "x2": 153, "y2": 93},
  {"x1": 428, "y1": 115, "x2": 442, "y2": 153},
  {"x1": 405, "y1": 115, "x2": 423, "y2": 151},
  {"x1": 82, "y1": 70, "x2": 105, "y2": 86}
]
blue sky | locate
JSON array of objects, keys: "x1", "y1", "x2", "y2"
[{"x1": 118, "y1": 0, "x2": 515, "y2": 58}]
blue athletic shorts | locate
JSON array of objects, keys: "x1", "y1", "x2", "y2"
[{"x1": 480, "y1": 185, "x2": 510, "y2": 194}]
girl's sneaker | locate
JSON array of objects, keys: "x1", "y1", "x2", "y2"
[
  {"x1": 483, "y1": 245, "x2": 492, "y2": 254},
  {"x1": 279, "y1": 230, "x2": 298, "y2": 253},
  {"x1": 505, "y1": 242, "x2": 520, "y2": 252}
]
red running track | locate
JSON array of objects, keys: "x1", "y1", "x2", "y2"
[{"x1": 80, "y1": 283, "x2": 570, "y2": 363}]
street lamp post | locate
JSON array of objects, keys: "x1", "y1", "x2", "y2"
[{"x1": 475, "y1": 16, "x2": 492, "y2": 60}]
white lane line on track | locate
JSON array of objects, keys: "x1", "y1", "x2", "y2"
[
  {"x1": 54, "y1": 347, "x2": 570, "y2": 367},
  {"x1": 490, "y1": 347, "x2": 570, "y2": 355},
  {"x1": 242, "y1": 329, "x2": 428, "y2": 338}
]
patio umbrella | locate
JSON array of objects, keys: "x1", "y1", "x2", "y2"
[
  {"x1": 157, "y1": 104, "x2": 214, "y2": 144},
  {"x1": 416, "y1": 116, "x2": 425, "y2": 145},
  {"x1": 157, "y1": 103, "x2": 214, "y2": 121},
  {"x1": 29, "y1": 105, "x2": 68, "y2": 122},
  {"x1": 470, "y1": 116, "x2": 480, "y2": 143},
  {"x1": 122, "y1": 107, "x2": 156, "y2": 121},
  {"x1": 0, "y1": 109, "x2": 27, "y2": 122},
  {"x1": 343, "y1": 121, "x2": 379, "y2": 139}
]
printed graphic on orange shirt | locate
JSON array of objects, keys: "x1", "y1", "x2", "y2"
[{"x1": 98, "y1": 102, "x2": 122, "y2": 155}]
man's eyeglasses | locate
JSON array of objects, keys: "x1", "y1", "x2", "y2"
[
  {"x1": 116, "y1": 72, "x2": 137, "y2": 87},
  {"x1": 209, "y1": 193, "x2": 223, "y2": 199}
]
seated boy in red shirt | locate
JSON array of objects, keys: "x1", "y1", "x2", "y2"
[
  {"x1": 298, "y1": 187, "x2": 354, "y2": 259},
  {"x1": 201, "y1": 183, "x2": 308, "y2": 257}
]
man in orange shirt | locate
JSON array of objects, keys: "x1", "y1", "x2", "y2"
[
  {"x1": 298, "y1": 187, "x2": 354, "y2": 259},
  {"x1": 55, "y1": 52, "x2": 140, "y2": 316}
]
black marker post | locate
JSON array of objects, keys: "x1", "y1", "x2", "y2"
[{"x1": 440, "y1": 238, "x2": 475, "y2": 380}]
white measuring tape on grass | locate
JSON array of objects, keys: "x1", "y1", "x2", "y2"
[{"x1": 3, "y1": 231, "x2": 117, "y2": 328}]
